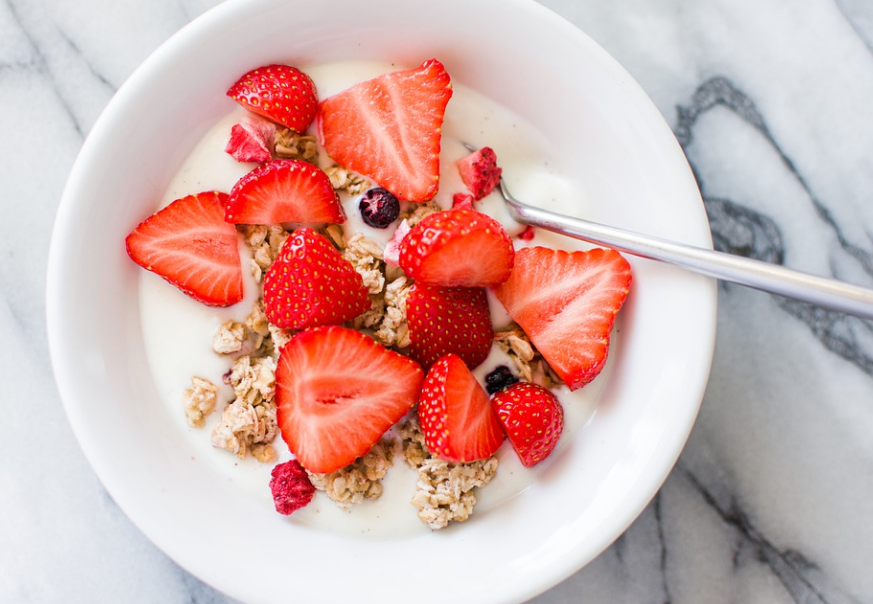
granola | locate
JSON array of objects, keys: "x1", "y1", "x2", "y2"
[
  {"x1": 342, "y1": 233, "x2": 385, "y2": 295},
  {"x1": 212, "y1": 320, "x2": 247, "y2": 355},
  {"x1": 244, "y1": 224, "x2": 290, "y2": 283},
  {"x1": 325, "y1": 163, "x2": 370, "y2": 195},
  {"x1": 307, "y1": 438, "x2": 395, "y2": 509},
  {"x1": 401, "y1": 416, "x2": 498, "y2": 530},
  {"x1": 210, "y1": 398, "x2": 278, "y2": 460},
  {"x1": 494, "y1": 323, "x2": 563, "y2": 388},
  {"x1": 399, "y1": 200, "x2": 441, "y2": 227},
  {"x1": 373, "y1": 275, "x2": 412, "y2": 348},
  {"x1": 273, "y1": 128, "x2": 319, "y2": 164},
  {"x1": 225, "y1": 354, "x2": 277, "y2": 406},
  {"x1": 182, "y1": 376, "x2": 219, "y2": 428}
]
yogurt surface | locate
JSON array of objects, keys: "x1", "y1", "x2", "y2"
[{"x1": 137, "y1": 60, "x2": 616, "y2": 538}]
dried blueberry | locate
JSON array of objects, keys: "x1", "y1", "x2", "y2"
[
  {"x1": 485, "y1": 365, "x2": 519, "y2": 395},
  {"x1": 359, "y1": 187, "x2": 400, "y2": 228}
]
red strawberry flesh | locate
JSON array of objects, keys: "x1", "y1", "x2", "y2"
[
  {"x1": 418, "y1": 354, "x2": 504, "y2": 463},
  {"x1": 407, "y1": 283, "x2": 493, "y2": 370},
  {"x1": 491, "y1": 246, "x2": 632, "y2": 390},
  {"x1": 125, "y1": 191, "x2": 244, "y2": 306},
  {"x1": 225, "y1": 159, "x2": 344, "y2": 225},
  {"x1": 318, "y1": 59, "x2": 453, "y2": 202},
  {"x1": 263, "y1": 227, "x2": 370, "y2": 330},
  {"x1": 276, "y1": 326, "x2": 423, "y2": 473}
]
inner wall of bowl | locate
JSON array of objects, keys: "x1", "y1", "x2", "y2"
[{"x1": 49, "y1": 0, "x2": 716, "y2": 602}]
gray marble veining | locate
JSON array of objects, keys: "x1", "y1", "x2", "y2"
[{"x1": 4, "y1": 0, "x2": 873, "y2": 603}]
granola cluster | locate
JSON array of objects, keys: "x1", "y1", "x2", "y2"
[
  {"x1": 307, "y1": 438, "x2": 395, "y2": 509},
  {"x1": 400, "y1": 417, "x2": 498, "y2": 530},
  {"x1": 273, "y1": 128, "x2": 319, "y2": 164},
  {"x1": 494, "y1": 323, "x2": 562, "y2": 388}
]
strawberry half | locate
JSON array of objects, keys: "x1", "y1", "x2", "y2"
[
  {"x1": 398, "y1": 208, "x2": 514, "y2": 287},
  {"x1": 276, "y1": 326, "x2": 423, "y2": 474},
  {"x1": 457, "y1": 147, "x2": 502, "y2": 200},
  {"x1": 263, "y1": 228, "x2": 370, "y2": 329},
  {"x1": 492, "y1": 382, "x2": 563, "y2": 468},
  {"x1": 318, "y1": 59, "x2": 453, "y2": 202},
  {"x1": 125, "y1": 191, "x2": 243, "y2": 306},
  {"x1": 406, "y1": 283, "x2": 493, "y2": 370},
  {"x1": 418, "y1": 354, "x2": 505, "y2": 463},
  {"x1": 225, "y1": 159, "x2": 344, "y2": 225},
  {"x1": 227, "y1": 64, "x2": 318, "y2": 133},
  {"x1": 491, "y1": 247, "x2": 632, "y2": 390}
]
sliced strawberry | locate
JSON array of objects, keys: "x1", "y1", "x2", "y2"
[
  {"x1": 227, "y1": 64, "x2": 318, "y2": 133},
  {"x1": 225, "y1": 114, "x2": 276, "y2": 163},
  {"x1": 491, "y1": 247, "x2": 632, "y2": 390},
  {"x1": 398, "y1": 208, "x2": 514, "y2": 287},
  {"x1": 263, "y1": 227, "x2": 370, "y2": 330},
  {"x1": 318, "y1": 59, "x2": 453, "y2": 202},
  {"x1": 457, "y1": 147, "x2": 502, "y2": 200},
  {"x1": 406, "y1": 283, "x2": 493, "y2": 370},
  {"x1": 492, "y1": 382, "x2": 563, "y2": 467},
  {"x1": 418, "y1": 354, "x2": 505, "y2": 463},
  {"x1": 276, "y1": 326, "x2": 423, "y2": 473},
  {"x1": 225, "y1": 159, "x2": 344, "y2": 225},
  {"x1": 125, "y1": 191, "x2": 243, "y2": 306}
]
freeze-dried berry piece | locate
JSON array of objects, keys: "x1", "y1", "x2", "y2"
[
  {"x1": 359, "y1": 187, "x2": 400, "y2": 228},
  {"x1": 484, "y1": 365, "x2": 519, "y2": 395},
  {"x1": 269, "y1": 459, "x2": 316, "y2": 515}
]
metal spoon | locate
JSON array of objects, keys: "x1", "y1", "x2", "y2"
[{"x1": 494, "y1": 178, "x2": 873, "y2": 320}]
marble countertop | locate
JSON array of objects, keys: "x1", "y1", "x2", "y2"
[{"x1": 5, "y1": 0, "x2": 873, "y2": 602}]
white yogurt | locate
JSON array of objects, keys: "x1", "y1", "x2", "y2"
[{"x1": 137, "y1": 60, "x2": 615, "y2": 538}]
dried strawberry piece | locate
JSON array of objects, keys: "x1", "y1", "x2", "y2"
[
  {"x1": 269, "y1": 459, "x2": 316, "y2": 515},
  {"x1": 452, "y1": 192, "x2": 474, "y2": 210},
  {"x1": 225, "y1": 114, "x2": 276, "y2": 163}
]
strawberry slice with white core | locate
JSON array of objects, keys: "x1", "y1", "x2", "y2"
[
  {"x1": 276, "y1": 326, "x2": 424, "y2": 474},
  {"x1": 318, "y1": 59, "x2": 453, "y2": 202},
  {"x1": 225, "y1": 159, "x2": 344, "y2": 225},
  {"x1": 418, "y1": 354, "x2": 505, "y2": 463},
  {"x1": 491, "y1": 247, "x2": 632, "y2": 390},
  {"x1": 398, "y1": 208, "x2": 514, "y2": 287},
  {"x1": 125, "y1": 191, "x2": 243, "y2": 306}
]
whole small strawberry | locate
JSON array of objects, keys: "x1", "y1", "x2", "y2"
[
  {"x1": 406, "y1": 283, "x2": 493, "y2": 370},
  {"x1": 492, "y1": 382, "x2": 564, "y2": 467},
  {"x1": 263, "y1": 228, "x2": 370, "y2": 329},
  {"x1": 227, "y1": 64, "x2": 318, "y2": 133}
]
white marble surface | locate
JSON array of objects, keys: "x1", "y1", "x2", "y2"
[{"x1": 4, "y1": 0, "x2": 873, "y2": 602}]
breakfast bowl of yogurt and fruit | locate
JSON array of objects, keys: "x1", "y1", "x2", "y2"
[{"x1": 47, "y1": 0, "x2": 717, "y2": 602}]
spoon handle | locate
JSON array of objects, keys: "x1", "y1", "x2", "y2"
[{"x1": 508, "y1": 199, "x2": 873, "y2": 320}]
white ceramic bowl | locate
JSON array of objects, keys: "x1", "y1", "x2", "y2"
[{"x1": 47, "y1": 0, "x2": 717, "y2": 602}]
